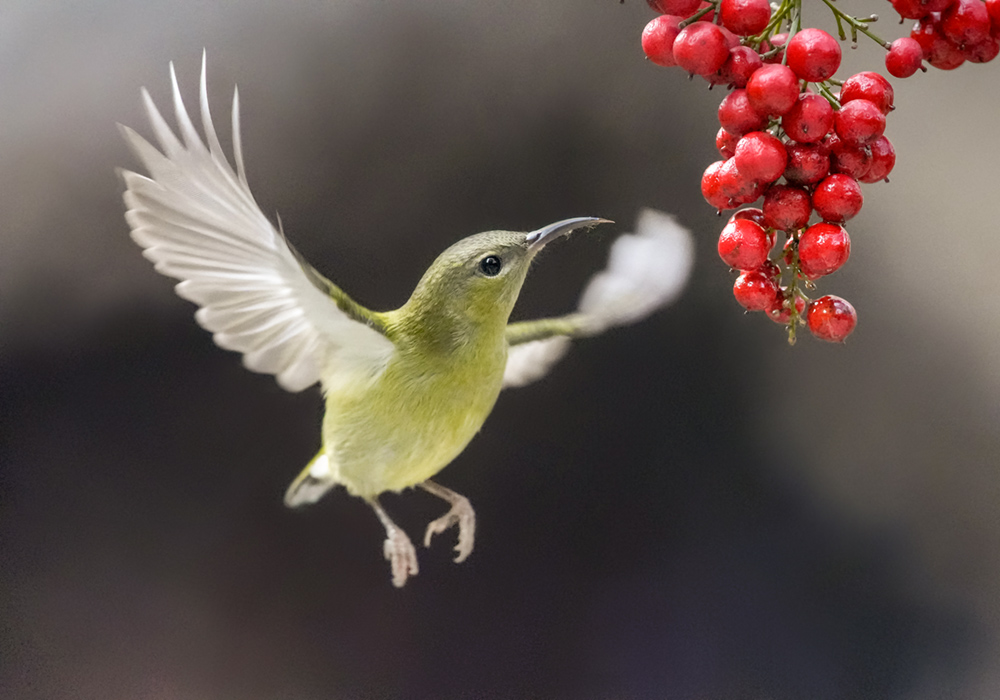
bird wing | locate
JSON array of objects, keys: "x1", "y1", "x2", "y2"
[
  {"x1": 120, "y1": 57, "x2": 394, "y2": 393},
  {"x1": 502, "y1": 208, "x2": 693, "y2": 389}
]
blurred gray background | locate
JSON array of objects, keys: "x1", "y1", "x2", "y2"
[{"x1": 3, "y1": 1, "x2": 1000, "y2": 699}]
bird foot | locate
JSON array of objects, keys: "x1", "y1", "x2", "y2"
[
  {"x1": 423, "y1": 494, "x2": 476, "y2": 563},
  {"x1": 383, "y1": 526, "x2": 419, "y2": 588}
]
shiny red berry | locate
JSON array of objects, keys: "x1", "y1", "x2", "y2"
[
  {"x1": 783, "y1": 144, "x2": 831, "y2": 186},
  {"x1": 988, "y1": 0, "x2": 1000, "y2": 29},
  {"x1": 734, "y1": 131, "x2": 788, "y2": 183},
  {"x1": 807, "y1": 295, "x2": 857, "y2": 342},
  {"x1": 840, "y1": 72, "x2": 895, "y2": 114},
  {"x1": 761, "y1": 33, "x2": 788, "y2": 63},
  {"x1": 702, "y1": 160, "x2": 732, "y2": 211},
  {"x1": 942, "y1": 0, "x2": 991, "y2": 46},
  {"x1": 733, "y1": 269, "x2": 781, "y2": 311},
  {"x1": 912, "y1": 14, "x2": 967, "y2": 70},
  {"x1": 962, "y1": 35, "x2": 1000, "y2": 62},
  {"x1": 886, "y1": 37, "x2": 925, "y2": 77},
  {"x1": 717, "y1": 157, "x2": 760, "y2": 203},
  {"x1": 786, "y1": 28, "x2": 843, "y2": 81},
  {"x1": 717, "y1": 46, "x2": 763, "y2": 88},
  {"x1": 648, "y1": 0, "x2": 702, "y2": 16},
  {"x1": 718, "y1": 218, "x2": 771, "y2": 270},
  {"x1": 763, "y1": 184, "x2": 812, "y2": 231},
  {"x1": 716, "y1": 127, "x2": 739, "y2": 159},
  {"x1": 746, "y1": 64, "x2": 800, "y2": 117},
  {"x1": 825, "y1": 132, "x2": 874, "y2": 180},
  {"x1": 782, "y1": 93, "x2": 834, "y2": 144},
  {"x1": 719, "y1": 0, "x2": 771, "y2": 36},
  {"x1": 859, "y1": 136, "x2": 896, "y2": 183},
  {"x1": 834, "y1": 99, "x2": 886, "y2": 145},
  {"x1": 673, "y1": 21, "x2": 730, "y2": 76},
  {"x1": 642, "y1": 15, "x2": 684, "y2": 67},
  {"x1": 812, "y1": 174, "x2": 864, "y2": 223},
  {"x1": 731, "y1": 207, "x2": 768, "y2": 228},
  {"x1": 767, "y1": 290, "x2": 806, "y2": 324},
  {"x1": 718, "y1": 88, "x2": 768, "y2": 135},
  {"x1": 798, "y1": 222, "x2": 851, "y2": 278}
]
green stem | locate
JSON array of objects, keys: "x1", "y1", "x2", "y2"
[
  {"x1": 820, "y1": 0, "x2": 891, "y2": 48},
  {"x1": 817, "y1": 82, "x2": 842, "y2": 109},
  {"x1": 678, "y1": 1, "x2": 719, "y2": 29}
]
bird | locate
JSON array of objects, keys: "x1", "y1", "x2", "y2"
[{"x1": 119, "y1": 55, "x2": 694, "y2": 587}]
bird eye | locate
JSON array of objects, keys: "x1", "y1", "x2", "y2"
[{"x1": 479, "y1": 255, "x2": 502, "y2": 277}]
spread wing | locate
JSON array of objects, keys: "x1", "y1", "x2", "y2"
[
  {"x1": 502, "y1": 208, "x2": 694, "y2": 388},
  {"x1": 120, "y1": 56, "x2": 394, "y2": 392}
]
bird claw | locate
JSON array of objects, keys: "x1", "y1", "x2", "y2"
[
  {"x1": 383, "y1": 527, "x2": 419, "y2": 588},
  {"x1": 423, "y1": 494, "x2": 476, "y2": 563}
]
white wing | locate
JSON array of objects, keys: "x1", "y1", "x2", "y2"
[
  {"x1": 576, "y1": 208, "x2": 694, "y2": 335},
  {"x1": 120, "y1": 56, "x2": 394, "y2": 392},
  {"x1": 502, "y1": 208, "x2": 693, "y2": 389}
]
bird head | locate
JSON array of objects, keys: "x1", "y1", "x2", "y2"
[{"x1": 400, "y1": 217, "x2": 610, "y2": 334}]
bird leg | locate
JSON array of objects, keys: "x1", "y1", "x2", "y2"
[
  {"x1": 419, "y1": 480, "x2": 476, "y2": 563},
  {"x1": 367, "y1": 498, "x2": 418, "y2": 588}
]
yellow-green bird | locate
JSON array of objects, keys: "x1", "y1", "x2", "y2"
[{"x1": 120, "y1": 57, "x2": 693, "y2": 587}]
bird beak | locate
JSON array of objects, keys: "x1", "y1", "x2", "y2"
[{"x1": 525, "y1": 217, "x2": 613, "y2": 252}]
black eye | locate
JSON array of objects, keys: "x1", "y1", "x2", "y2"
[{"x1": 479, "y1": 255, "x2": 502, "y2": 276}]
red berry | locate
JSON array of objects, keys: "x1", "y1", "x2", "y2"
[
  {"x1": 825, "y1": 132, "x2": 874, "y2": 179},
  {"x1": 716, "y1": 127, "x2": 740, "y2": 159},
  {"x1": 807, "y1": 295, "x2": 857, "y2": 342},
  {"x1": 886, "y1": 37, "x2": 925, "y2": 77},
  {"x1": 734, "y1": 131, "x2": 788, "y2": 183},
  {"x1": 840, "y1": 72, "x2": 895, "y2": 114},
  {"x1": 798, "y1": 222, "x2": 851, "y2": 278},
  {"x1": 891, "y1": 0, "x2": 934, "y2": 19},
  {"x1": 834, "y1": 99, "x2": 886, "y2": 145},
  {"x1": 719, "y1": 0, "x2": 771, "y2": 36},
  {"x1": 859, "y1": 136, "x2": 897, "y2": 183},
  {"x1": 767, "y1": 290, "x2": 806, "y2": 324},
  {"x1": 786, "y1": 28, "x2": 843, "y2": 81},
  {"x1": 717, "y1": 157, "x2": 759, "y2": 202},
  {"x1": 812, "y1": 174, "x2": 864, "y2": 223},
  {"x1": 648, "y1": 0, "x2": 702, "y2": 16},
  {"x1": 763, "y1": 184, "x2": 812, "y2": 230},
  {"x1": 718, "y1": 218, "x2": 771, "y2": 270},
  {"x1": 988, "y1": 0, "x2": 1000, "y2": 29},
  {"x1": 761, "y1": 33, "x2": 788, "y2": 63},
  {"x1": 942, "y1": 0, "x2": 991, "y2": 46},
  {"x1": 782, "y1": 93, "x2": 834, "y2": 144},
  {"x1": 702, "y1": 160, "x2": 732, "y2": 211},
  {"x1": 747, "y1": 64, "x2": 800, "y2": 116},
  {"x1": 962, "y1": 34, "x2": 1000, "y2": 62},
  {"x1": 783, "y1": 144, "x2": 831, "y2": 186},
  {"x1": 731, "y1": 207, "x2": 768, "y2": 228},
  {"x1": 912, "y1": 14, "x2": 967, "y2": 70},
  {"x1": 717, "y1": 46, "x2": 763, "y2": 88},
  {"x1": 718, "y1": 88, "x2": 768, "y2": 135},
  {"x1": 642, "y1": 15, "x2": 684, "y2": 67},
  {"x1": 673, "y1": 21, "x2": 730, "y2": 76},
  {"x1": 733, "y1": 269, "x2": 780, "y2": 311}
]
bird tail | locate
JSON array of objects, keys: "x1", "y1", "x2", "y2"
[{"x1": 284, "y1": 451, "x2": 339, "y2": 507}]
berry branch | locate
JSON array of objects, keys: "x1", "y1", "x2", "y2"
[{"x1": 638, "y1": 0, "x2": 999, "y2": 343}]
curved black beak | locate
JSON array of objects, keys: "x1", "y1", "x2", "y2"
[{"x1": 525, "y1": 217, "x2": 613, "y2": 252}]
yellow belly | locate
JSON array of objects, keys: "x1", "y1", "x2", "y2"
[{"x1": 321, "y1": 347, "x2": 505, "y2": 497}]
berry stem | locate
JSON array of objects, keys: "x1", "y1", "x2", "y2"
[
  {"x1": 678, "y1": 1, "x2": 719, "y2": 29},
  {"x1": 816, "y1": 81, "x2": 842, "y2": 109},
  {"x1": 819, "y1": 0, "x2": 891, "y2": 49}
]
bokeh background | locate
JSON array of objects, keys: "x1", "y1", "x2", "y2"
[{"x1": 3, "y1": 1, "x2": 1000, "y2": 699}]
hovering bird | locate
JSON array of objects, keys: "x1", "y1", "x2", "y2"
[{"x1": 120, "y1": 57, "x2": 693, "y2": 587}]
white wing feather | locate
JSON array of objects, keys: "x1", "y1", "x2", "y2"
[
  {"x1": 502, "y1": 208, "x2": 693, "y2": 389},
  {"x1": 121, "y1": 57, "x2": 393, "y2": 392}
]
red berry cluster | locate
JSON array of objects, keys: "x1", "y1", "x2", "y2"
[{"x1": 888, "y1": 0, "x2": 1000, "y2": 74}]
